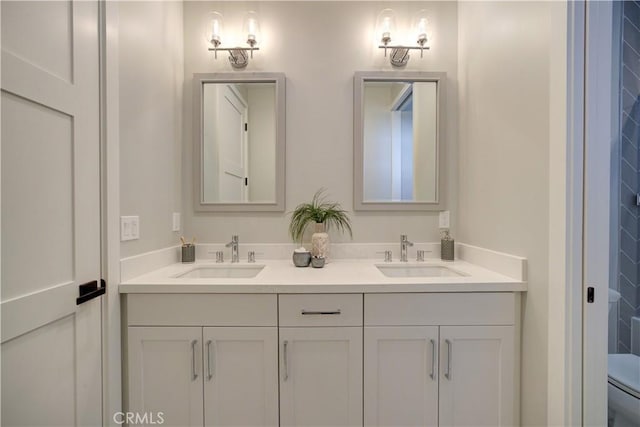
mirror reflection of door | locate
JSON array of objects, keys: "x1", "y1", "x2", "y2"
[
  {"x1": 202, "y1": 82, "x2": 277, "y2": 204},
  {"x1": 203, "y1": 84, "x2": 247, "y2": 202},
  {"x1": 218, "y1": 85, "x2": 248, "y2": 202},
  {"x1": 389, "y1": 83, "x2": 414, "y2": 200},
  {"x1": 363, "y1": 81, "x2": 438, "y2": 203}
]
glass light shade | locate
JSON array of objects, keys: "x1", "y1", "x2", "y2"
[
  {"x1": 243, "y1": 11, "x2": 261, "y2": 46},
  {"x1": 412, "y1": 10, "x2": 429, "y2": 45},
  {"x1": 376, "y1": 9, "x2": 396, "y2": 44},
  {"x1": 207, "y1": 11, "x2": 224, "y2": 45}
]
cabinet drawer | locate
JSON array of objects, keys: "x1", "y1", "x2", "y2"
[
  {"x1": 365, "y1": 293, "x2": 517, "y2": 326},
  {"x1": 279, "y1": 294, "x2": 363, "y2": 327},
  {"x1": 126, "y1": 294, "x2": 277, "y2": 326}
]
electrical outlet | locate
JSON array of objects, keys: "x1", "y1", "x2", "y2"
[
  {"x1": 172, "y1": 213, "x2": 181, "y2": 232},
  {"x1": 121, "y1": 216, "x2": 140, "y2": 241},
  {"x1": 439, "y1": 211, "x2": 450, "y2": 229}
]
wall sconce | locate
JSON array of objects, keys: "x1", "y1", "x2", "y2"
[
  {"x1": 377, "y1": 9, "x2": 430, "y2": 67},
  {"x1": 207, "y1": 11, "x2": 261, "y2": 69}
]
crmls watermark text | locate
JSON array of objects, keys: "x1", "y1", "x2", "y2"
[{"x1": 113, "y1": 412, "x2": 165, "y2": 425}]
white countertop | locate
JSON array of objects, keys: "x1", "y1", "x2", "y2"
[{"x1": 119, "y1": 258, "x2": 527, "y2": 294}]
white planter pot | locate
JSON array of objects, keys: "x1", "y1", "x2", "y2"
[{"x1": 311, "y1": 222, "x2": 329, "y2": 261}]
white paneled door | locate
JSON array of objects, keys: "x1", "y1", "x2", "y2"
[
  {"x1": 582, "y1": 1, "x2": 615, "y2": 424},
  {"x1": 217, "y1": 84, "x2": 248, "y2": 202},
  {"x1": 1, "y1": 1, "x2": 103, "y2": 426}
]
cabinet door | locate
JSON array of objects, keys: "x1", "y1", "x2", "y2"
[
  {"x1": 279, "y1": 327, "x2": 363, "y2": 427},
  {"x1": 439, "y1": 326, "x2": 515, "y2": 427},
  {"x1": 203, "y1": 327, "x2": 278, "y2": 427},
  {"x1": 364, "y1": 326, "x2": 439, "y2": 427},
  {"x1": 128, "y1": 327, "x2": 204, "y2": 427}
]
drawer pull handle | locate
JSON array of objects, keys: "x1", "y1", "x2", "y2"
[
  {"x1": 206, "y1": 340, "x2": 214, "y2": 380},
  {"x1": 444, "y1": 339, "x2": 452, "y2": 380},
  {"x1": 429, "y1": 339, "x2": 436, "y2": 380},
  {"x1": 283, "y1": 340, "x2": 289, "y2": 381},
  {"x1": 191, "y1": 340, "x2": 198, "y2": 381},
  {"x1": 301, "y1": 309, "x2": 341, "y2": 315}
]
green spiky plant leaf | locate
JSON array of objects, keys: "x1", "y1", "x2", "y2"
[{"x1": 288, "y1": 188, "x2": 353, "y2": 244}]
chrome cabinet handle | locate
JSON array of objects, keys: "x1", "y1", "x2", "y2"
[
  {"x1": 206, "y1": 340, "x2": 214, "y2": 380},
  {"x1": 283, "y1": 340, "x2": 289, "y2": 381},
  {"x1": 444, "y1": 339, "x2": 452, "y2": 380},
  {"x1": 301, "y1": 309, "x2": 341, "y2": 315},
  {"x1": 429, "y1": 339, "x2": 436, "y2": 380},
  {"x1": 191, "y1": 340, "x2": 198, "y2": 381}
]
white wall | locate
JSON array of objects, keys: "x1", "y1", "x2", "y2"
[
  {"x1": 546, "y1": 2, "x2": 572, "y2": 424},
  {"x1": 413, "y1": 82, "x2": 437, "y2": 201},
  {"x1": 119, "y1": 1, "x2": 184, "y2": 257},
  {"x1": 363, "y1": 85, "x2": 393, "y2": 201},
  {"x1": 183, "y1": 1, "x2": 458, "y2": 244},
  {"x1": 401, "y1": 109, "x2": 414, "y2": 200},
  {"x1": 247, "y1": 85, "x2": 276, "y2": 202},
  {"x1": 202, "y1": 83, "x2": 219, "y2": 202},
  {"x1": 457, "y1": 2, "x2": 562, "y2": 425}
]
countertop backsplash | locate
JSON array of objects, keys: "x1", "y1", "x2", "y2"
[{"x1": 120, "y1": 242, "x2": 526, "y2": 284}]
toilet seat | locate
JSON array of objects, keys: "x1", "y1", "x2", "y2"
[{"x1": 608, "y1": 354, "x2": 640, "y2": 399}]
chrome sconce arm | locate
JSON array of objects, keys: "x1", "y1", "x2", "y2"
[
  {"x1": 208, "y1": 45, "x2": 260, "y2": 69},
  {"x1": 378, "y1": 44, "x2": 430, "y2": 68}
]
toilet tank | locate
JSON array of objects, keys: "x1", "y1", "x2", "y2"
[{"x1": 610, "y1": 288, "x2": 621, "y2": 313}]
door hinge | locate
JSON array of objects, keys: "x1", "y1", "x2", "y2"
[
  {"x1": 245, "y1": 177, "x2": 248, "y2": 186},
  {"x1": 587, "y1": 286, "x2": 595, "y2": 303},
  {"x1": 245, "y1": 123, "x2": 248, "y2": 131}
]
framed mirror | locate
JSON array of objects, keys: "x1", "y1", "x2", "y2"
[
  {"x1": 354, "y1": 71, "x2": 445, "y2": 211},
  {"x1": 193, "y1": 72, "x2": 285, "y2": 212}
]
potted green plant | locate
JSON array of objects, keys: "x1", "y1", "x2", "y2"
[{"x1": 289, "y1": 189, "x2": 353, "y2": 259}]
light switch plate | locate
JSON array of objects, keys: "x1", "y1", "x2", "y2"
[
  {"x1": 120, "y1": 217, "x2": 130, "y2": 241},
  {"x1": 172, "y1": 213, "x2": 181, "y2": 232},
  {"x1": 121, "y1": 216, "x2": 140, "y2": 241},
  {"x1": 130, "y1": 216, "x2": 139, "y2": 239},
  {"x1": 439, "y1": 211, "x2": 450, "y2": 229}
]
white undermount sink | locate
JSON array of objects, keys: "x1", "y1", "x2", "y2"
[
  {"x1": 176, "y1": 265, "x2": 265, "y2": 279},
  {"x1": 376, "y1": 264, "x2": 467, "y2": 278}
]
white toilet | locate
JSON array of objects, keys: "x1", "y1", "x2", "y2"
[
  {"x1": 608, "y1": 289, "x2": 640, "y2": 427},
  {"x1": 608, "y1": 353, "x2": 640, "y2": 426}
]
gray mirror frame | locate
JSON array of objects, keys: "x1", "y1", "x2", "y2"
[
  {"x1": 193, "y1": 72, "x2": 286, "y2": 212},
  {"x1": 354, "y1": 71, "x2": 446, "y2": 211}
]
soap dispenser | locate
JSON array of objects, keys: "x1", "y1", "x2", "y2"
[{"x1": 441, "y1": 230, "x2": 454, "y2": 261}]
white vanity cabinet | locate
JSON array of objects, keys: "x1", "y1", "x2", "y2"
[
  {"x1": 278, "y1": 294, "x2": 363, "y2": 427},
  {"x1": 124, "y1": 290, "x2": 521, "y2": 427},
  {"x1": 364, "y1": 293, "x2": 520, "y2": 427},
  {"x1": 124, "y1": 294, "x2": 279, "y2": 427}
]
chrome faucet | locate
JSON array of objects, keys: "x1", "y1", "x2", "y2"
[
  {"x1": 226, "y1": 235, "x2": 239, "y2": 263},
  {"x1": 400, "y1": 234, "x2": 414, "y2": 262}
]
